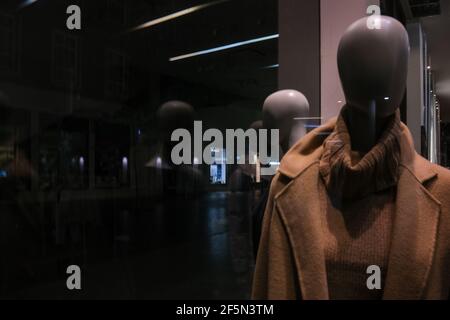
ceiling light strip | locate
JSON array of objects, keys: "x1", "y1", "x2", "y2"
[
  {"x1": 19, "y1": 0, "x2": 39, "y2": 9},
  {"x1": 131, "y1": 0, "x2": 230, "y2": 32},
  {"x1": 170, "y1": 34, "x2": 279, "y2": 62},
  {"x1": 263, "y1": 64, "x2": 279, "y2": 69}
]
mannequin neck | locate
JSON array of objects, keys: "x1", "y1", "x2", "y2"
[
  {"x1": 343, "y1": 104, "x2": 391, "y2": 153},
  {"x1": 288, "y1": 121, "x2": 308, "y2": 150},
  {"x1": 279, "y1": 121, "x2": 309, "y2": 155}
]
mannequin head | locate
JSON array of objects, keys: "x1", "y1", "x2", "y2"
[
  {"x1": 337, "y1": 15, "x2": 409, "y2": 118},
  {"x1": 157, "y1": 100, "x2": 194, "y2": 161},
  {"x1": 263, "y1": 90, "x2": 309, "y2": 152},
  {"x1": 157, "y1": 100, "x2": 194, "y2": 139}
]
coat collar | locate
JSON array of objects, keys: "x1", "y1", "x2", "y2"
[
  {"x1": 275, "y1": 116, "x2": 441, "y2": 300},
  {"x1": 278, "y1": 117, "x2": 437, "y2": 184}
]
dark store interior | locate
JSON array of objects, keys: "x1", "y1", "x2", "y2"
[{"x1": 1, "y1": 0, "x2": 449, "y2": 300}]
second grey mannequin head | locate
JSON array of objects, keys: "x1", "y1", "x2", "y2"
[
  {"x1": 157, "y1": 100, "x2": 194, "y2": 138},
  {"x1": 157, "y1": 100, "x2": 194, "y2": 162},
  {"x1": 337, "y1": 15, "x2": 410, "y2": 118},
  {"x1": 263, "y1": 90, "x2": 310, "y2": 153}
]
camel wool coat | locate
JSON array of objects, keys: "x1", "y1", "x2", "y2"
[{"x1": 252, "y1": 118, "x2": 450, "y2": 300}]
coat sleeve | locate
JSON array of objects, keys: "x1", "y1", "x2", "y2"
[{"x1": 251, "y1": 175, "x2": 300, "y2": 300}]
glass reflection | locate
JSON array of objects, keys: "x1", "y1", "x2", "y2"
[{"x1": 0, "y1": 0, "x2": 277, "y2": 299}]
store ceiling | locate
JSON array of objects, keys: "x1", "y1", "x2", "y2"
[
  {"x1": 421, "y1": 0, "x2": 450, "y2": 121},
  {"x1": 4, "y1": 0, "x2": 277, "y2": 112},
  {"x1": 132, "y1": 0, "x2": 278, "y2": 105}
]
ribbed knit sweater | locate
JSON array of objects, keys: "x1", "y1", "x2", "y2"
[{"x1": 318, "y1": 108, "x2": 402, "y2": 300}]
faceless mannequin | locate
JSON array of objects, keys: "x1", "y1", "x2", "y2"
[
  {"x1": 146, "y1": 100, "x2": 194, "y2": 169},
  {"x1": 157, "y1": 100, "x2": 194, "y2": 142},
  {"x1": 158, "y1": 100, "x2": 194, "y2": 164},
  {"x1": 147, "y1": 100, "x2": 205, "y2": 195},
  {"x1": 253, "y1": 15, "x2": 450, "y2": 301},
  {"x1": 263, "y1": 90, "x2": 310, "y2": 154},
  {"x1": 337, "y1": 15, "x2": 409, "y2": 152}
]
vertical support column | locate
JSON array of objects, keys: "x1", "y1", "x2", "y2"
[
  {"x1": 406, "y1": 22, "x2": 425, "y2": 153},
  {"x1": 278, "y1": 0, "x2": 321, "y2": 117}
]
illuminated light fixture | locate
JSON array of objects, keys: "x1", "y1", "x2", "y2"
[
  {"x1": 129, "y1": 0, "x2": 230, "y2": 32},
  {"x1": 384, "y1": 97, "x2": 390, "y2": 100},
  {"x1": 427, "y1": 66, "x2": 431, "y2": 70},
  {"x1": 19, "y1": 0, "x2": 39, "y2": 8},
  {"x1": 156, "y1": 157, "x2": 162, "y2": 168},
  {"x1": 79, "y1": 157, "x2": 85, "y2": 168},
  {"x1": 169, "y1": 34, "x2": 279, "y2": 62},
  {"x1": 263, "y1": 64, "x2": 279, "y2": 69}
]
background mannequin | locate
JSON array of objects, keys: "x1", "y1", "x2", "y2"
[
  {"x1": 157, "y1": 100, "x2": 195, "y2": 164},
  {"x1": 252, "y1": 90, "x2": 310, "y2": 258},
  {"x1": 262, "y1": 90, "x2": 310, "y2": 155},
  {"x1": 146, "y1": 100, "x2": 195, "y2": 169},
  {"x1": 337, "y1": 15, "x2": 409, "y2": 152},
  {"x1": 146, "y1": 100, "x2": 205, "y2": 196}
]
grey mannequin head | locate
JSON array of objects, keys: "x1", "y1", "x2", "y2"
[
  {"x1": 157, "y1": 100, "x2": 194, "y2": 161},
  {"x1": 263, "y1": 90, "x2": 309, "y2": 152},
  {"x1": 337, "y1": 15, "x2": 410, "y2": 118},
  {"x1": 157, "y1": 100, "x2": 194, "y2": 138}
]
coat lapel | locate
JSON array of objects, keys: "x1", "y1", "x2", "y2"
[
  {"x1": 275, "y1": 164, "x2": 329, "y2": 300},
  {"x1": 383, "y1": 164, "x2": 441, "y2": 299}
]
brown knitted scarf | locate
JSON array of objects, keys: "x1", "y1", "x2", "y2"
[{"x1": 319, "y1": 106, "x2": 402, "y2": 201}]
